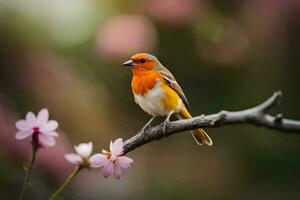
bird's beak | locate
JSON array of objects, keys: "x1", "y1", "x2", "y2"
[{"x1": 122, "y1": 60, "x2": 134, "y2": 67}]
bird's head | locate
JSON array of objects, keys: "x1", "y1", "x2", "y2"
[{"x1": 122, "y1": 53, "x2": 160, "y2": 71}]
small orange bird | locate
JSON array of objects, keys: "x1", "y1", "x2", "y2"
[{"x1": 123, "y1": 53, "x2": 213, "y2": 146}]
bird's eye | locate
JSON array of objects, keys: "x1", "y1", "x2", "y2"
[{"x1": 140, "y1": 58, "x2": 146, "y2": 63}]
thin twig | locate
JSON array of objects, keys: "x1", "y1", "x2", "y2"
[
  {"x1": 19, "y1": 143, "x2": 38, "y2": 200},
  {"x1": 123, "y1": 91, "x2": 300, "y2": 154},
  {"x1": 50, "y1": 166, "x2": 82, "y2": 200}
]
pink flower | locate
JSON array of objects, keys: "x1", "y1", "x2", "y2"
[
  {"x1": 65, "y1": 142, "x2": 99, "y2": 167},
  {"x1": 15, "y1": 108, "x2": 59, "y2": 147},
  {"x1": 89, "y1": 138, "x2": 133, "y2": 179}
]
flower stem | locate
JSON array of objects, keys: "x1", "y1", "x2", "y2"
[
  {"x1": 50, "y1": 166, "x2": 82, "y2": 200},
  {"x1": 18, "y1": 143, "x2": 38, "y2": 200}
]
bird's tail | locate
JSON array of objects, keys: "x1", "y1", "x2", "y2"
[{"x1": 177, "y1": 107, "x2": 213, "y2": 146}]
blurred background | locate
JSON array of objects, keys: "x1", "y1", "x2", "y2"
[{"x1": 0, "y1": 0, "x2": 300, "y2": 199}]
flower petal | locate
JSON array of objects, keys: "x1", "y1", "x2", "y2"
[
  {"x1": 15, "y1": 130, "x2": 33, "y2": 140},
  {"x1": 102, "y1": 160, "x2": 114, "y2": 178},
  {"x1": 26, "y1": 112, "x2": 36, "y2": 126},
  {"x1": 109, "y1": 141, "x2": 113, "y2": 153},
  {"x1": 111, "y1": 138, "x2": 123, "y2": 156},
  {"x1": 15, "y1": 120, "x2": 31, "y2": 131},
  {"x1": 89, "y1": 154, "x2": 107, "y2": 168},
  {"x1": 117, "y1": 156, "x2": 133, "y2": 170},
  {"x1": 74, "y1": 142, "x2": 93, "y2": 158},
  {"x1": 65, "y1": 153, "x2": 83, "y2": 165},
  {"x1": 113, "y1": 165, "x2": 122, "y2": 179},
  {"x1": 36, "y1": 108, "x2": 49, "y2": 125},
  {"x1": 43, "y1": 131, "x2": 59, "y2": 137},
  {"x1": 39, "y1": 135, "x2": 56, "y2": 147},
  {"x1": 41, "y1": 120, "x2": 58, "y2": 132}
]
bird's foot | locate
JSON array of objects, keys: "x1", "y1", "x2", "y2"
[
  {"x1": 138, "y1": 127, "x2": 149, "y2": 140},
  {"x1": 138, "y1": 125, "x2": 148, "y2": 135},
  {"x1": 162, "y1": 112, "x2": 174, "y2": 135},
  {"x1": 138, "y1": 116, "x2": 156, "y2": 137},
  {"x1": 162, "y1": 119, "x2": 169, "y2": 135}
]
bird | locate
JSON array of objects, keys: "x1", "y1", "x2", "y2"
[{"x1": 122, "y1": 53, "x2": 213, "y2": 146}]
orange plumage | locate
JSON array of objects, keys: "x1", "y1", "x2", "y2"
[
  {"x1": 123, "y1": 53, "x2": 213, "y2": 146},
  {"x1": 131, "y1": 71, "x2": 162, "y2": 96}
]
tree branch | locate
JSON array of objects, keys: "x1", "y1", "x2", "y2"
[{"x1": 123, "y1": 91, "x2": 300, "y2": 154}]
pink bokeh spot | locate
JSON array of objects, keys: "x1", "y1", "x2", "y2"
[
  {"x1": 95, "y1": 14, "x2": 158, "y2": 61},
  {"x1": 145, "y1": 0, "x2": 199, "y2": 26}
]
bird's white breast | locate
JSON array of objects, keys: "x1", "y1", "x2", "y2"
[{"x1": 134, "y1": 81, "x2": 168, "y2": 116}]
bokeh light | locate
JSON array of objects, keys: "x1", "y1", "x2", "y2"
[
  {"x1": 144, "y1": 0, "x2": 199, "y2": 26},
  {"x1": 95, "y1": 14, "x2": 158, "y2": 61}
]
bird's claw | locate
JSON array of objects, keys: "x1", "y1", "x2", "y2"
[
  {"x1": 138, "y1": 124, "x2": 150, "y2": 133},
  {"x1": 138, "y1": 124, "x2": 150, "y2": 138},
  {"x1": 162, "y1": 120, "x2": 169, "y2": 135},
  {"x1": 138, "y1": 128, "x2": 149, "y2": 140}
]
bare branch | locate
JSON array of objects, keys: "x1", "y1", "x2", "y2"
[{"x1": 123, "y1": 91, "x2": 300, "y2": 154}]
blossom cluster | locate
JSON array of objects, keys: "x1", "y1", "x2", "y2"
[
  {"x1": 65, "y1": 139, "x2": 133, "y2": 179},
  {"x1": 15, "y1": 108, "x2": 133, "y2": 179}
]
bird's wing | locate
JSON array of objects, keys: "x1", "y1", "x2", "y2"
[{"x1": 159, "y1": 66, "x2": 190, "y2": 110}]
